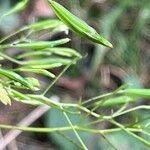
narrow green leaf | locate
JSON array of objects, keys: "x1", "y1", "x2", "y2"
[
  {"x1": 0, "y1": 68, "x2": 33, "y2": 89},
  {"x1": 0, "y1": 84, "x2": 11, "y2": 105},
  {"x1": 48, "y1": 0, "x2": 113, "y2": 48}
]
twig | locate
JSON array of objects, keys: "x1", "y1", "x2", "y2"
[{"x1": 0, "y1": 129, "x2": 6, "y2": 150}]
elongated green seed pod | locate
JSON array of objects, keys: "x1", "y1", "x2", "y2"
[
  {"x1": 17, "y1": 47, "x2": 81, "y2": 58},
  {"x1": 16, "y1": 68, "x2": 56, "y2": 78},
  {"x1": 18, "y1": 63, "x2": 63, "y2": 69},
  {"x1": 125, "y1": 89, "x2": 150, "y2": 98},
  {"x1": 23, "y1": 57, "x2": 72, "y2": 66},
  {"x1": 1, "y1": 38, "x2": 70, "y2": 49},
  {"x1": 17, "y1": 51, "x2": 52, "y2": 59},
  {"x1": 29, "y1": 19, "x2": 64, "y2": 31},
  {"x1": 44, "y1": 47, "x2": 82, "y2": 58},
  {"x1": 0, "y1": 68, "x2": 33, "y2": 89},
  {"x1": 48, "y1": 0, "x2": 113, "y2": 48}
]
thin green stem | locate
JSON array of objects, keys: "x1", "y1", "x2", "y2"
[
  {"x1": 27, "y1": 94, "x2": 80, "y2": 115},
  {"x1": 98, "y1": 131, "x2": 118, "y2": 150},
  {"x1": 110, "y1": 119, "x2": 150, "y2": 147},
  {"x1": 82, "y1": 90, "x2": 124, "y2": 106},
  {"x1": 57, "y1": 131, "x2": 83, "y2": 149},
  {"x1": 42, "y1": 57, "x2": 87, "y2": 149},
  {"x1": 61, "y1": 105, "x2": 88, "y2": 150},
  {"x1": 111, "y1": 103, "x2": 128, "y2": 117},
  {"x1": 0, "y1": 124, "x2": 145, "y2": 134},
  {"x1": 112, "y1": 105, "x2": 150, "y2": 118},
  {"x1": 84, "y1": 105, "x2": 150, "y2": 126},
  {"x1": 0, "y1": 52, "x2": 23, "y2": 65},
  {"x1": 0, "y1": 26, "x2": 29, "y2": 44}
]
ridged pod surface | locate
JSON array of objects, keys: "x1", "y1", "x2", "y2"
[{"x1": 48, "y1": 0, "x2": 113, "y2": 48}]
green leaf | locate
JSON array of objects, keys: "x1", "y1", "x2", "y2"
[
  {"x1": 0, "y1": 84, "x2": 11, "y2": 105},
  {"x1": 48, "y1": 0, "x2": 113, "y2": 48}
]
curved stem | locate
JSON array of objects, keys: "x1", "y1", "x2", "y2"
[
  {"x1": 110, "y1": 119, "x2": 150, "y2": 147},
  {"x1": 0, "y1": 52, "x2": 23, "y2": 65},
  {"x1": 112, "y1": 105, "x2": 150, "y2": 118},
  {"x1": 82, "y1": 90, "x2": 124, "y2": 106}
]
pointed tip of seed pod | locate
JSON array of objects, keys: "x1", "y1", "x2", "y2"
[
  {"x1": 107, "y1": 42, "x2": 113, "y2": 48},
  {"x1": 100, "y1": 37, "x2": 113, "y2": 48},
  {"x1": 66, "y1": 38, "x2": 71, "y2": 42}
]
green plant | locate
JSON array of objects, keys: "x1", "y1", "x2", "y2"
[{"x1": 0, "y1": 0, "x2": 150, "y2": 149}]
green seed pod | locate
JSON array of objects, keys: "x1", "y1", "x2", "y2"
[
  {"x1": 44, "y1": 47, "x2": 82, "y2": 58},
  {"x1": 125, "y1": 89, "x2": 150, "y2": 98},
  {"x1": 16, "y1": 68, "x2": 56, "y2": 78},
  {"x1": 23, "y1": 57, "x2": 72, "y2": 66},
  {"x1": 19, "y1": 63, "x2": 63, "y2": 69},
  {"x1": 17, "y1": 51, "x2": 52, "y2": 59},
  {"x1": 0, "y1": 68, "x2": 33, "y2": 89},
  {"x1": 2, "y1": 38, "x2": 70, "y2": 49},
  {"x1": 17, "y1": 47, "x2": 81, "y2": 58},
  {"x1": 48, "y1": 0, "x2": 113, "y2": 48},
  {"x1": 29, "y1": 19, "x2": 64, "y2": 31}
]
